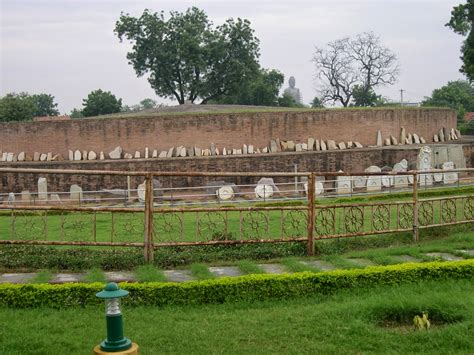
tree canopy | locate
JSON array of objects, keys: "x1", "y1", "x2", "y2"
[
  {"x1": 446, "y1": 0, "x2": 474, "y2": 81},
  {"x1": 422, "y1": 80, "x2": 474, "y2": 122},
  {"x1": 312, "y1": 32, "x2": 399, "y2": 107},
  {"x1": 0, "y1": 92, "x2": 59, "y2": 122},
  {"x1": 115, "y1": 7, "x2": 261, "y2": 104},
  {"x1": 82, "y1": 89, "x2": 123, "y2": 117}
]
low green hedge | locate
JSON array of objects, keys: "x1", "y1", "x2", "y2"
[{"x1": 1, "y1": 260, "x2": 473, "y2": 308}]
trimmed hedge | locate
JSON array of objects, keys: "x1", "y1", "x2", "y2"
[{"x1": 0, "y1": 260, "x2": 473, "y2": 308}]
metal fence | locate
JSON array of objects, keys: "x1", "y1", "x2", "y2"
[{"x1": 0, "y1": 167, "x2": 472, "y2": 261}]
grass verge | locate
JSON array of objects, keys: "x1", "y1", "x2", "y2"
[
  {"x1": 135, "y1": 265, "x2": 166, "y2": 283},
  {"x1": 190, "y1": 263, "x2": 216, "y2": 280}
]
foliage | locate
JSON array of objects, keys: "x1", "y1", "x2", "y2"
[
  {"x1": 0, "y1": 260, "x2": 472, "y2": 308},
  {"x1": 69, "y1": 108, "x2": 84, "y2": 119},
  {"x1": 81, "y1": 89, "x2": 122, "y2": 117},
  {"x1": 312, "y1": 32, "x2": 399, "y2": 107},
  {"x1": 122, "y1": 98, "x2": 161, "y2": 113},
  {"x1": 351, "y1": 84, "x2": 386, "y2": 107},
  {"x1": 446, "y1": 0, "x2": 474, "y2": 81},
  {"x1": 115, "y1": 7, "x2": 261, "y2": 104},
  {"x1": 277, "y1": 93, "x2": 305, "y2": 107},
  {"x1": 310, "y1": 96, "x2": 324, "y2": 108},
  {"x1": 0, "y1": 92, "x2": 59, "y2": 122},
  {"x1": 213, "y1": 69, "x2": 284, "y2": 106},
  {"x1": 422, "y1": 80, "x2": 474, "y2": 124}
]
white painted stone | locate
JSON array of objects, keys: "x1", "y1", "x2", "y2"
[
  {"x1": 256, "y1": 148, "x2": 261, "y2": 154},
  {"x1": 295, "y1": 143, "x2": 302, "y2": 152},
  {"x1": 194, "y1": 147, "x2": 202, "y2": 156},
  {"x1": 38, "y1": 177, "x2": 48, "y2": 200},
  {"x1": 159, "y1": 151, "x2": 167, "y2": 158},
  {"x1": 1, "y1": 152, "x2": 7, "y2": 161},
  {"x1": 109, "y1": 146, "x2": 122, "y2": 159},
  {"x1": 327, "y1": 140, "x2": 337, "y2": 150},
  {"x1": 287, "y1": 141, "x2": 295, "y2": 151},
  {"x1": 413, "y1": 133, "x2": 420, "y2": 144},
  {"x1": 336, "y1": 173, "x2": 352, "y2": 194},
  {"x1": 308, "y1": 138, "x2": 315, "y2": 150},
  {"x1": 236, "y1": 149, "x2": 242, "y2": 155},
  {"x1": 354, "y1": 142, "x2": 363, "y2": 148},
  {"x1": 420, "y1": 137, "x2": 426, "y2": 144},
  {"x1": 6, "y1": 152, "x2": 14, "y2": 162},
  {"x1": 100, "y1": 151, "x2": 105, "y2": 160},
  {"x1": 433, "y1": 134, "x2": 439, "y2": 142},
  {"x1": 393, "y1": 160, "x2": 409, "y2": 188},
  {"x1": 179, "y1": 147, "x2": 187, "y2": 157},
  {"x1": 269, "y1": 140, "x2": 278, "y2": 153},
  {"x1": 417, "y1": 146, "x2": 433, "y2": 186},
  {"x1": 167, "y1": 147, "x2": 174, "y2": 158},
  {"x1": 390, "y1": 136, "x2": 398, "y2": 145},
  {"x1": 347, "y1": 141, "x2": 353, "y2": 148},
  {"x1": 338, "y1": 142, "x2": 346, "y2": 150},
  {"x1": 74, "y1": 150, "x2": 82, "y2": 161},
  {"x1": 315, "y1": 139, "x2": 321, "y2": 151},
  {"x1": 304, "y1": 181, "x2": 324, "y2": 195},
  {"x1": 438, "y1": 128, "x2": 445, "y2": 142},
  {"x1": 433, "y1": 170, "x2": 443, "y2": 183},
  {"x1": 145, "y1": 147, "x2": 149, "y2": 159},
  {"x1": 68, "y1": 150, "x2": 74, "y2": 161},
  {"x1": 352, "y1": 176, "x2": 367, "y2": 188},
  {"x1": 137, "y1": 182, "x2": 146, "y2": 203},
  {"x1": 124, "y1": 153, "x2": 133, "y2": 159},
  {"x1": 47, "y1": 152, "x2": 53, "y2": 161},
  {"x1": 302, "y1": 143, "x2": 308, "y2": 151},
  {"x1": 442, "y1": 161, "x2": 458, "y2": 184},
  {"x1": 243, "y1": 144, "x2": 248, "y2": 154},
  {"x1": 320, "y1": 140, "x2": 327, "y2": 151},
  {"x1": 210, "y1": 143, "x2": 217, "y2": 156},
  {"x1": 17, "y1": 152, "x2": 25, "y2": 161},
  {"x1": 400, "y1": 127, "x2": 406, "y2": 145},
  {"x1": 407, "y1": 133, "x2": 413, "y2": 144},
  {"x1": 187, "y1": 147, "x2": 194, "y2": 157},
  {"x1": 365, "y1": 166, "x2": 382, "y2": 191},
  {"x1": 7, "y1": 192, "x2": 15, "y2": 204},
  {"x1": 222, "y1": 148, "x2": 227, "y2": 156},
  {"x1": 216, "y1": 186, "x2": 234, "y2": 200},
  {"x1": 248, "y1": 145, "x2": 254, "y2": 154},
  {"x1": 152, "y1": 149, "x2": 158, "y2": 158},
  {"x1": 70, "y1": 184, "x2": 83, "y2": 201},
  {"x1": 40, "y1": 153, "x2": 47, "y2": 161},
  {"x1": 255, "y1": 184, "x2": 274, "y2": 199},
  {"x1": 134, "y1": 151, "x2": 141, "y2": 159},
  {"x1": 384, "y1": 138, "x2": 391, "y2": 146},
  {"x1": 262, "y1": 147, "x2": 268, "y2": 153},
  {"x1": 33, "y1": 152, "x2": 40, "y2": 161},
  {"x1": 376, "y1": 130, "x2": 383, "y2": 146},
  {"x1": 21, "y1": 190, "x2": 32, "y2": 202},
  {"x1": 88, "y1": 151, "x2": 97, "y2": 160}
]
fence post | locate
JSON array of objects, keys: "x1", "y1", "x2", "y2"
[
  {"x1": 144, "y1": 174, "x2": 154, "y2": 262},
  {"x1": 307, "y1": 173, "x2": 315, "y2": 256},
  {"x1": 412, "y1": 171, "x2": 419, "y2": 242}
]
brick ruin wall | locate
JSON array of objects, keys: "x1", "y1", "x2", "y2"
[
  {"x1": 1, "y1": 144, "x2": 472, "y2": 193},
  {"x1": 0, "y1": 108, "x2": 456, "y2": 158}
]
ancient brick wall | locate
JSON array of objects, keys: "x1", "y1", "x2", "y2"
[
  {"x1": 0, "y1": 108, "x2": 456, "y2": 158},
  {"x1": 0, "y1": 146, "x2": 443, "y2": 193}
]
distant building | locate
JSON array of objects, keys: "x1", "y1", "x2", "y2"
[{"x1": 33, "y1": 115, "x2": 71, "y2": 122}]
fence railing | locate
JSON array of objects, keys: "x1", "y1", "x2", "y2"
[{"x1": 0, "y1": 168, "x2": 472, "y2": 261}]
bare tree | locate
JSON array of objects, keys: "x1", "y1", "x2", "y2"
[{"x1": 312, "y1": 32, "x2": 400, "y2": 107}]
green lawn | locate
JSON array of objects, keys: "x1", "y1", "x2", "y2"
[{"x1": 1, "y1": 279, "x2": 473, "y2": 354}]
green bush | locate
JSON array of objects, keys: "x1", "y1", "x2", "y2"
[{"x1": 1, "y1": 260, "x2": 472, "y2": 308}]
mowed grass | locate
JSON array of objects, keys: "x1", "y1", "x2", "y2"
[
  {"x1": 1, "y1": 279, "x2": 473, "y2": 354},
  {"x1": 1, "y1": 185, "x2": 471, "y2": 244}
]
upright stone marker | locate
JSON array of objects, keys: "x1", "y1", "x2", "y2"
[
  {"x1": 400, "y1": 127, "x2": 406, "y2": 145},
  {"x1": 376, "y1": 130, "x2": 383, "y2": 147},
  {"x1": 38, "y1": 177, "x2": 48, "y2": 200},
  {"x1": 70, "y1": 184, "x2": 83, "y2": 201},
  {"x1": 109, "y1": 146, "x2": 122, "y2": 159}
]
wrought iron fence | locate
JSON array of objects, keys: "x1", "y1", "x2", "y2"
[{"x1": 0, "y1": 168, "x2": 473, "y2": 261}]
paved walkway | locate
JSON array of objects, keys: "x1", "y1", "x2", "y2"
[{"x1": 1, "y1": 250, "x2": 472, "y2": 284}]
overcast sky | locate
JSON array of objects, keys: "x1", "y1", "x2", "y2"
[{"x1": 0, "y1": 0, "x2": 466, "y2": 113}]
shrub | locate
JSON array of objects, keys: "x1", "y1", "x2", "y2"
[{"x1": 0, "y1": 260, "x2": 472, "y2": 308}]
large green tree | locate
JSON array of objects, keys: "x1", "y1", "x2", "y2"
[
  {"x1": 351, "y1": 85, "x2": 385, "y2": 107},
  {"x1": 422, "y1": 80, "x2": 474, "y2": 123},
  {"x1": 115, "y1": 7, "x2": 260, "y2": 104},
  {"x1": 214, "y1": 69, "x2": 284, "y2": 106},
  {"x1": 447, "y1": 0, "x2": 474, "y2": 81},
  {"x1": 0, "y1": 92, "x2": 59, "y2": 122},
  {"x1": 82, "y1": 89, "x2": 122, "y2": 117}
]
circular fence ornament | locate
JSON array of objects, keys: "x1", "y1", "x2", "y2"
[
  {"x1": 216, "y1": 186, "x2": 234, "y2": 201},
  {"x1": 255, "y1": 184, "x2": 274, "y2": 199},
  {"x1": 441, "y1": 199, "x2": 456, "y2": 223},
  {"x1": 398, "y1": 203, "x2": 413, "y2": 229}
]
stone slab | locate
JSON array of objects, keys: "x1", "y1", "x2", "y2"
[
  {"x1": 257, "y1": 263, "x2": 287, "y2": 274},
  {"x1": 104, "y1": 271, "x2": 136, "y2": 282},
  {"x1": 456, "y1": 249, "x2": 474, "y2": 256},
  {"x1": 50, "y1": 273, "x2": 83, "y2": 283},
  {"x1": 393, "y1": 255, "x2": 422, "y2": 263},
  {"x1": 208, "y1": 266, "x2": 242, "y2": 278},
  {"x1": 0, "y1": 273, "x2": 36, "y2": 284},
  {"x1": 301, "y1": 260, "x2": 336, "y2": 271},
  {"x1": 425, "y1": 252, "x2": 463, "y2": 261},
  {"x1": 163, "y1": 270, "x2": 194, "y2": 282}
]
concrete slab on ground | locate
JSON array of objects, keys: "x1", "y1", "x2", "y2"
[
  {"x1": 425, "y1": 252, "x2": 463, "y2": 261},
  {"x1": 50, "y1": 273, "x2": 83, "y2": 284},
  {"x1": 346, "y1": 258, "x2": 376, "y2": 267},
  {"x1": 301, "y1": 260, "x2": 336, "y2": 271},
  {"x1": 105, "y1": 272, "x2": 136, "y2": 283},
  {"x1": 456, "y1": 249, "x2": 474, "y2": 256},
  {"x1": 392, "y1": 255, "x2": 423, "y2": 263},
  {"x1": 0, "y1": 273, "x2": 36, "y2": 284},
  {"x1": 258, "y1": 263, "x2": 287, "y2": 274},
  {"x1": 208, "y1": 266, "x2": 242, "y2": 278},
  {"x1": 163, "y1": 270, "x2": 194, "y2": 282}
]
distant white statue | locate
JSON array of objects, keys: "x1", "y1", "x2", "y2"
[{"x1": 283, "y1": 76, "x2": 302, "y2": 104}]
